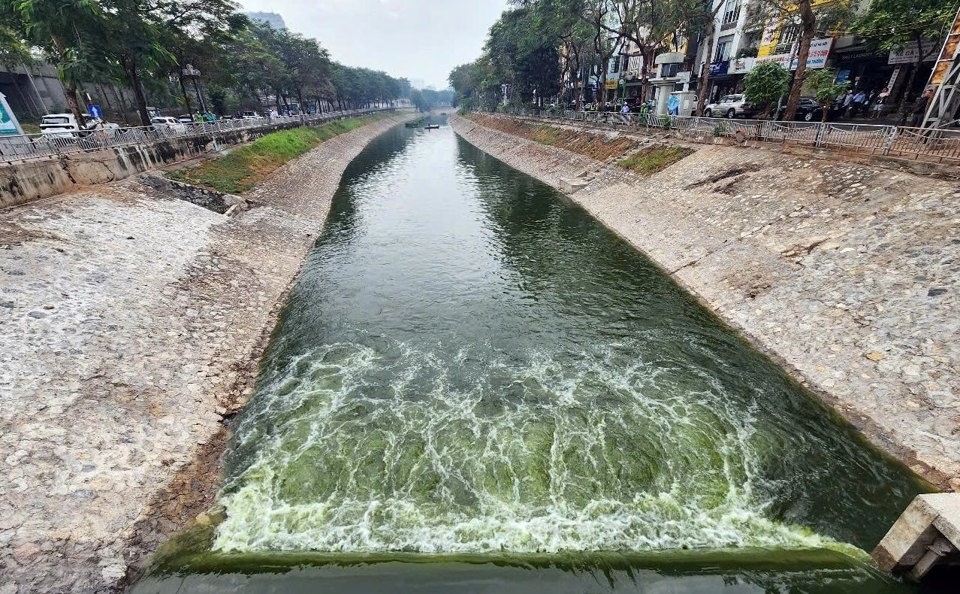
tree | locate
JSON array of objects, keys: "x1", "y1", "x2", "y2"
[
  {"x1": 449, "y1": 60, "x2": 497, "y2": 110},
  {"x1": 5, "y1": 0, "x2": 108, "y2": 124},
  {"x1": 486, "y1": 6, "x2": 563, "y2": 106},
  {"x1": 804, "y1": 67, "x2": 847, "y2": 121},
  {"x1": 853, "y1": 0, "x2": 956, "y2": 118},
  {"x1": 743, "y1": 61, "x2": 790, "y2": 117},
  {"x1": 750, "y1": 0, "x2": 853, "y2": 120},
  {"x1": 4, "y1": 0, "x2": 403, "y2": 124},
  {"x1": 695, "y1": 1, "x2": 725, "y2": 116},
  {"x1": 410, "y1": 89, "x2": 429, "y2": 112},
  {"x1": 0, "y1": 25, "x2": 31, "y2": 68}
]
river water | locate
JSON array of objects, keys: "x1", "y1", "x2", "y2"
[{"x1": 136, "y1": 119, "x2": 943, "y2": 593}]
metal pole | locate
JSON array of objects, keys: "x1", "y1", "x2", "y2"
[{"x1": 192, "y1": 78, "x2": 207, "y2": 114}]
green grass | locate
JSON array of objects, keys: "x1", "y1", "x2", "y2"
[
  {"x1": 617, "y1": 145, "x2": 695, "y2": 176},
  {"x1": 168, "y1": 115, "x2": 381, "y2": 194}
]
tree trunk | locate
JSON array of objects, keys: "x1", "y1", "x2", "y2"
[
  {"x1": 122, "y1": 55, "x2": 150, "y2": 126},
  {"x1": 783, "y1": 0, "x2": 815, "y2": 121},
  {"x1": 113, "y1": 86, "x2": 131, "y2": 123},
  {"x1": 49, "y1": 35, "x2": 86, "y2": 125},
  {"x1": 64, "y1": 84, "x2": 86, "y2": 127},
  {"x1": 178, "y1": 75, "x2": 193, "y2": 114},
  {"x1": 696, "y1": 14, "x2": 717, "y2": 116}
]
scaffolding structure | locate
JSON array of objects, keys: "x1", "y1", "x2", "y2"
[{"x1": 921, "y1": 6, "x2": 960, "y2": 128}]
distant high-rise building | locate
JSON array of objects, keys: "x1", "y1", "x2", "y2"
[
  {"x1": 245, "y1": 11, "x2": 286, "y2": 30},
  {"x1": 410, "y1": 79, "x2": 427, "y2": 90}
]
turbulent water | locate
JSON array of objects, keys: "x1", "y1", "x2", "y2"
[{"x1": 207, "y1": 119, "x2": 924, "y2": 563}]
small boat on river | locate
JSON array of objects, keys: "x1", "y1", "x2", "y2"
[{"x1": 425, "y1": 125, "x2": 440, "y2": 130}]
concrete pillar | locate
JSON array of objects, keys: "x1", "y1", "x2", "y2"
[{"x1": 872, "y1": 493, "x2": 960, "y2": 580}]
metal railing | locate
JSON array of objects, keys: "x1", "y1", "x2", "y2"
[
  {"x1": 490, "y1": 107, "x2": 960, "y2": 165},
  {"x1": 0, "y1": 108, "x2": 393, "y2": 165}
]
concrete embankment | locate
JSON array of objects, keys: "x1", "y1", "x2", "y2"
[
  {"x1": 0, "y1": 112, "x2": 412, "y2": 593},
  {"x1": 451, "y1": 113, "x2": 960, "y2": 491},
  {"x1": 0, "y1": 113, "x2": 384, "y2": 210}
]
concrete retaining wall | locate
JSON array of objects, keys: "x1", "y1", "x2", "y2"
[{"x1": 0, "y1": 118, "x2": 361, "y2": 210}]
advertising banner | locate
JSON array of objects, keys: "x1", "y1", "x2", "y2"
[
  {"x1": 888, "y1": 41, "x2": 938, "y2": 65},
  {"x1": 0, "y1": 93, "x2": 24, "y2": 136},
  {"x1": 755, "y1": 38, "x2": 833, "y2": 71}
]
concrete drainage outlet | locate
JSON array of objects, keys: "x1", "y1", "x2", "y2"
[{"x1": 139, "y1": 174, "x2": 248, "y2": 216}]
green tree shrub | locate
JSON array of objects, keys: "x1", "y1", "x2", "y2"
[{"x1": 744, "y1": 62, "x2": 791, "y2": 118}]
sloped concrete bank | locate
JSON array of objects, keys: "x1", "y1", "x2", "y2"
[
  {"x1": 451, "y1": 114, "x2": 960, "y2": 491},
  {"x1": 0, "y1": 113, "x2": 412, "y2": 593}
]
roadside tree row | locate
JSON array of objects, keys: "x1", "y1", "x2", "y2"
[
  {"x1": 0, "y1": 0, "x2": 411, "y2": 125},
  {"x1": 450, "y1": 0, "x2": 958, "y2": 121}
]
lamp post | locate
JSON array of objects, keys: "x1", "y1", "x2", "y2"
[{"x1": 182, "y1": 64, "x2": 207, "y2": 115}]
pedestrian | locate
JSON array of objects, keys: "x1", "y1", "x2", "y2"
[
  {"x1": 909, "y1": 88, "x2": 934, "y2": 127},
  {"x1": 841, "y1": 90, "x2": 854, "y2": 118},
  {"x1": 852, "y1": 90, "x2": 867, "y2": 118},
  {"x1": 620, "y1": 103, "x2": 630, "y2": 115},
  {"x1": 871, "y1": 87, "x2": 889, "y2": 120}
]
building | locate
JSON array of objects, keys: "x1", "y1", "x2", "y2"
[
  {"x1": 244, "y1": 11, "x2": 287, "y2": 30},
  {"x1": 696, "y1": 0, "x2": 764, "y2": 104}
]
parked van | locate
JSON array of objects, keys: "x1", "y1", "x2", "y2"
[{"x1": 40, "y1": 113, "x2": 81, "y2": 138}]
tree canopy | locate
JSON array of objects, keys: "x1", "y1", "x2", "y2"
[{"x1": 0, "y1": 1, "x2": 411, "y2": 125}]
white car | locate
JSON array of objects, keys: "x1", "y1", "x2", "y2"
[
  {"x1": 704, "y1": 94, "x2": 757, "y2": 119},
  {"x1": 40, "y1": 113, "x2": 82, "y2": 139},
  {"x1": 151, "y1": 116, "x2": 186, "y2": 135}
]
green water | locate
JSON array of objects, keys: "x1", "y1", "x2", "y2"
[{"x1": 135, "y1": 119, "x2": 941, "y2": 592}]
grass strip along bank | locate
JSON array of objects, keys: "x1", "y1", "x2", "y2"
[
  {"x1": 169, "y1": 114, "x2": 388, "y2": 194},
  {"x1": 466, "y1": 113, "x2": 636, "y2": 161},
  {"x1": 618, "y1": 145, "x2": 695, "y2": 176}
]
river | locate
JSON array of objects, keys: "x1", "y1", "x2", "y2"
[{"x1": 134, "y1": 118, "x2": 945, "y2": 593}]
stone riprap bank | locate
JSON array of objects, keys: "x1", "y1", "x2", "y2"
[
  {"x1": 0, "y1": 113, "x2": 412, "y2": 593},
  {"x1": 452, "y1": 114, "x2": 960, "y2": 490}
]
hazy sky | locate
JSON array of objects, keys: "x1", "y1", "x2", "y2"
[{"x1": 240, "y1": 0, "x2": 510, "y2": 89}]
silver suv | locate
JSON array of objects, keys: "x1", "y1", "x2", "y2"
[{"x1": 704, "y1": 94, "x2": 755, "y2": 119}]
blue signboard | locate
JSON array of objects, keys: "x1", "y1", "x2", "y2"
[
  {"x1": 88, "y1": 104, "x2": 103, "y2": 119},
  {"x1": 709, "y1": 61, "x2": 730, "y2": 76}
]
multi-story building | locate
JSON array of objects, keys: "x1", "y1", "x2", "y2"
[{"x1": 696, "y1": 0, "x2": 764, "y2": 104}]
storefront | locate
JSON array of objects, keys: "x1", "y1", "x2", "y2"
[
  {"x1": 831, "y1": 41, "x2": 935, "y2": 113},
  {"x1": 705, "y1": 57, "x2": 754, "y2": 103}
]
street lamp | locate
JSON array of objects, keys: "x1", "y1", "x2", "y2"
[{"x1": 182, "y1": 64, "x2": 208, "y2": 114}]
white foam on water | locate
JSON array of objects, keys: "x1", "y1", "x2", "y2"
[{"x1": 212, "y1": 338, "x2": 862, "y2": 558}]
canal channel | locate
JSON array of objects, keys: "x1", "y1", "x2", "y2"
[{"x1": 134, "y1": 118, "x2": 944, "y2": 593}]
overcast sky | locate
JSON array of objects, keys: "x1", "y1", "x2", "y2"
[{"x1": 240, "y1": 0, "x2": 510, "y2": 89}]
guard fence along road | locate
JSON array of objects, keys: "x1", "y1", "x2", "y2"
[
  {"x1": 492, "y1": 107, "x2": 960, "y2": 166},
  {"x1": 0, "y1": 108, "x2": 393, "y2": 165}
]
